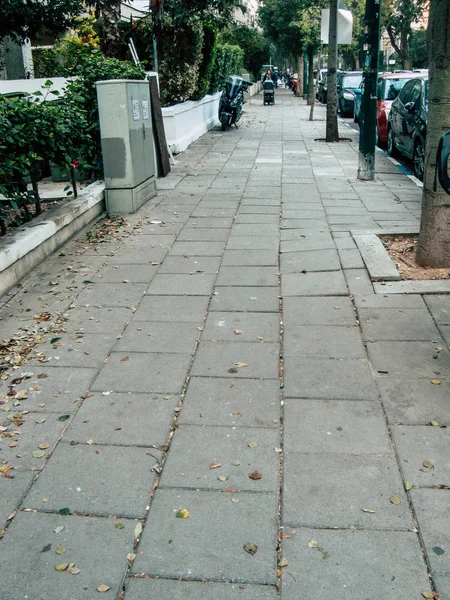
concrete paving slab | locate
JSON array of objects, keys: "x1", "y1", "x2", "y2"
[
  {"x1": 434, "y1": 575, "x2": 450, "y2": 600},
  {"x1": 0, "y1": 415, "x2": 67, "y2": 471},
  {"x1": 24, "y1": 443, "x2": 160, "y2": 517},
  {"x1": 184, "y1": 217, "x2": 234, "y2": 228},
  {"x1": 180, "y1": 377, "x2": 279, "y2": 428},
  {"x1": 0, "y1": 471, "x2": 35, "y2": 527},
  {"x1": 92, "y1": 352, "x2": 191, "y2": 394},
  {"x1": 161, "y1": 424, "x2": 280, "y2": 492},
  {"x1": 112, "y1": 247, "x2": 169, "y2": 265},
  {"x1": 284, "y1": 399, "x2": 391, "y2": 454},
  {"x1": 359, "y1": 308, "x2": 441, "y2": 341},
  {"x1": 64, "y1": 392, "x2": 175, "y2": 446},
  {"x1": 338, "y1": 248, "x2": 365, "y2": 269},
  {"x1": 281, "y1": 527, "x2": 430, "y2": 599},
  {"x1": 191, "y1": 341, "x2": 279, "y2": 379},
  {"x1": 284, "y1": 325, "x2": 365, "y2": 359},
  {"x1": 202, "y1": 312, "x2": 279, "y2": 342},
  {"x1": 374, "y1": 280, "x2": 450, "y2": 294},
  {"x1": 64, "y1": 306, "x2": 133, "y2": 334},
  {"x1": 16, "y1": 366, "x2": 97, "y2": 413},
  {"x1": 37, "y1": 333, "x2": 116, "y2": 369},
  {"x1": 238, "y1": 205, "x2": 280, "y2": 215},
  {"x1": 281, "y1": 271, "x2": 348, "y2": 296},
  {"x1": 132, "y1": 295, "x2": 209, "y2": 322},
  {"x1": 210, "y1": 287, "x2": 280, "y2": 312},
  {"x1": 94, "y1": 264, "x2": 157, "y2": 284},
  {"x1": 424, "y1": 295, "x2": 450, "y2": 325},
  {"x1": 234, "y1": 214, "x2": 279, "y2": 224},
  {"x1": 168, "y1": 242, "x2": 226, "y2": 256},
  {"x1": 177, "y1": 228, "x2": 230, "y2": 242},
  {"x1": 379, "y1": 378, "x2": 450, "y2": 424},
  {"x1": 280, "y1": 249, "x2": 341, "y2": 273},
  {"x1": 227, "y1": 237, "x2": 279, "y2": 251},
  {"x1": 146, "y1": 274, "x2": 216, "y2": 296},
  {"x1": 216, "y1": 267, "x2": 278, "y2": 287},
  {"x1": 344, "y1": 269, "x2": 374, "y2": 294},
  {"x1": 126, "y1": 579, "x2": 278, "y2": 599},
  {"x1": 283, "y1": 296, "x2": 356, "y2": 326},
  {"x1": 410, "y1": 489, "x2": 450, "y2": 575},
  {"x1": 283, "y1": 453, "x2": 410, "y2": 529},
  {"x1": 353, "y1": 234, "x2": 401, "y2": 281},
  {"x1": 353, "y1": 293, "x2": 427, "y2": 309},
  {"x1": 0, "y1": 511, "x2": 135, "y2": 600},
  {"x1": 284, "y1": 357, "x2": 378, "y2": 400},
  {"x1": 221, "y1": 250, "x2": 279, "y2": 266},
  {"x1": 282, "y1": 219, "x2": 329, "y2": 231},
  {"x1": 367, "y1": 341, "x2": 450, "y2": 378},
  {"x1": 232, "y1": 224, "x2": 279, "y2": 237},
  {"x1": 132, "y1": 488, "x2": 278, "y2": 584},
  {"x1": 116, "y1": 321, "x2": 200, "y2": 354},
  {"x1": 75, "y1": 283, "x2": 147, "y2": 308},
  {"x1": 394, "y1": 425, "x2": 450, "y2": 486},
  {"x1": 157, "y1": 256, "x2": 221, "y2": 274}
]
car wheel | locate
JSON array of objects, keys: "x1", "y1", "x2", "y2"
[
  {"x1": 339, "y1": 99, "x2": 348, "y2": 118},
  {"x1": 413, "y1": 139, "x2": 425, "y2": 181},
  {"x1": 387, "y1": 127, "x2": 398, "y2": 158},
  {"x1": 221, "y1": 121, "x2": 227, "y2": 131}
]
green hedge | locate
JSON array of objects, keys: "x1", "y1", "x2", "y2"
[{"x1": 209, "y1": 44, "x2": 244, "y2": 94}]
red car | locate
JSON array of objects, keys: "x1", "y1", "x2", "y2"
[{"x1": 376, "y1": 73, "x2": 416, "y2": 145}]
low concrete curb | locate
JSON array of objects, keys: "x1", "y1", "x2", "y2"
[{"x1": 0, "y1": 181, "x2": 105, "y2": 298}]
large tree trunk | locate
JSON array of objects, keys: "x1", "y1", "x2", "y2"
[
  {"x1": 296, "y1": 54, "x2": 304, "y2": 96},
  {"x1": 326, "y1": 0, "x2": 339, "y2": 142},
  {"x1": 99, "y1": 0, "x2": 122, "y2": 58},
  {"x1": 307, "y1": 45, "x2": 315, "y2": 105},
  {"x1": 400, "y1": 28, "x2": 411, "y2": 70},
  {"x1": 416, "y1": 0, "x2": 450, "y2": 267}
]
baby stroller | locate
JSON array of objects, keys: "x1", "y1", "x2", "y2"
[{"x1": 263, "y1": 80, "x2": 275, "y2": 105}]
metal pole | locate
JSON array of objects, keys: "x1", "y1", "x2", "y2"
[
  {"x1": 357, "y1": 0, "x2": 382, "y2": 180},
  {"x1": 303, "y1": 54, "x2": 308, "y2": 99}
]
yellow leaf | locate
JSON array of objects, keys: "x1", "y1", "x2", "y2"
[
  {"x1": 422, "y1": 592, "x2": 434, "y2": 599},
  {"x1": 404, "y1": 481, "x2": 414, "y2": 491},
  {"x1": 39, "y1": 443, "x2": 50, "y2": 449},
  {"x1": 390, "y1": 496, "x2": 401, "y2": 505},
  {"x1": 55, "y1": 546, "x2": 66, "y2": 555},
  {"x1": 86, "y1": 439, "x2": 94, "y2": 445},
  {"x1": 55, "y1": 563, "x2": 69, "y2": 571},
  {"x1": 97, "y1": 584, "x2": 111, "y2": 592},
  {"x1": 431, "y1": 379, "x2": 441, "y2": 385},
  {"x1": 423, "y1": 461, "x2": 434, "y2": 469},
  {"x1": 247, "y1": 441, "x2": 257, "y2": 448},
  {"x1": 234, "y1": 329, "x2": 244, "y2": 335},
  {"x1": 126, "y1": 553, "x2": 136, "y2": 561},
  {"x1": 308, "y1": 540, "x2": 318, "y2": 548},
  {"x1": 278, "y1": 557, "x2": 289, "y2": 567},
  {"x1": 236, "y1": 362, "x2": 248, "y2": 368},
  {"x1": 361, "y1": 509, "x2": 376, "y2": 513},
  {"x1": 175, "y1": 509, "x2": 190, "y2": 519},
  {"x1": 209, "y1": 462, "x2": 222, "y2": 469}
]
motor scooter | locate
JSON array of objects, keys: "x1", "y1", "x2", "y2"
[{"x1": 218, "y1": 76, "x2": 253, "y2": 131}]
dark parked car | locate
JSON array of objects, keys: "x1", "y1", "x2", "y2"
[
  {"x1": 387, "y1": 75, "x2": 428, "y2": 180},
  {"x1": 318, "y1": 72, "x2": 327, "y2": 103},
  {"x1": 337, "y1": 71, "x2": 362, "y2": 117}
]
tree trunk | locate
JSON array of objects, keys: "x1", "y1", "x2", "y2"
[
  {"x1": 99, "y1": 0, "x2": 122, "y2": 58},
  {"x1": 296, "y1": 54, "x2": 304, "y2": 96},
  {"x1": 326, "y1": 0, "x2": 339, "y2": 142},
  {"x1": 401, "y1": 28, "x2": 410, "y2": 70},
  {"x1": 310, "y1": 46, "x2": 322, "y2": 121},
  {"x1": 416, "y1": 0, "x2": 450, "y2": 267},
  {"x1": 354, "y1": 51, "x2": 360, "y2": 70},
  {"x1": 307, "y1": 46, "x2": 315, "y2": 105}
]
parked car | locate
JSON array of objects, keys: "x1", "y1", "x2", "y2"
[
  {"x1": 387, "y1": 75, "x2": 429, "y2": 180},
  {"x1": 337, "y1": 71, "x2": 362, "y2": 117},
  {"x1": 314, "y1": 69, "x2": 327, "y2": 98},
  {"x1": 353, "y1": 72, "x2": 415, "y2": 146}
]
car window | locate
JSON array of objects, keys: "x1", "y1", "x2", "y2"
[
  {"x1": 424, "y1": 80, "x2": 429, "y2": 106},
  {"x1": 398, "y1": 79, "x2": 416, "y2": 103},
  {"x1": 410, "y1": 80, "x2": 423, "y2": 106},
  {"x1": 342, "y1": 74, "x2": 362, "y2": 88},
  {"x1": 383, "y1": 78, "x2": 410, "y2": 100}
]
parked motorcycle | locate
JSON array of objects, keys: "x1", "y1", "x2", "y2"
[{"x1": 218, "y1": 76, "x2": 253, "y2": 131}]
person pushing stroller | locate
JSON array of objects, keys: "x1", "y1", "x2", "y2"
[{"x1": 262, "y1": 69, "x2": 275, "y2": 105}]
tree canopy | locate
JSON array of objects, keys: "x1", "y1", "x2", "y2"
[{"x1": 382, "y1": 0, "x2": 427, "y2": 69}]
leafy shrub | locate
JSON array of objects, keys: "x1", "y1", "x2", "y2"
[
  {"x1": 209, "y1": 44, "x2": 244, "y2": 93},
  {"x1": 191, "y1": 24, "x2": 217, "y2": 101}
]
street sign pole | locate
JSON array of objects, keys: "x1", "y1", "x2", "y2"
[{"x1": 357, "y1": 0, "x2": 382, "y2": 180}]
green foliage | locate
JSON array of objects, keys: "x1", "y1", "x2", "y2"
[
  {"x1": 221, "y1": 24, "x2": 271, "y2": 79},
  {"x1": 410, "y1": 28, "x2": 428, "y2": 68},
  {"x1": 382, "y1": 0, "x2": 427, "y2": 67},
  {"x1": 338, "y1": 0, "x2": 365, "y2": 69},
  {"x1": 191, "y1": 24, "x2": 217, "y2": 100},
  {"x1": 259, "y1": 0, "x2": 304, "y2": 60},
  {"x1": 0, "y1": 0, "x2": 85, "y2": 43},
  {"x1": 0, "y1": 83, "x2": 89, "y2": 232},
  {"x1": 209, "y1": 44, "x2": 245, "y2": 93}
]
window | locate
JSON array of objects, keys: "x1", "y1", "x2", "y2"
[
  {"x1": 383, "y1": 78, "x2": 410, "y2": 100},
  {"x1": 398, "y1": 80, "x2": 416, "y2": 104}
]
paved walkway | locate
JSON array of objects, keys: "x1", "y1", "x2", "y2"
[{"x1": 1, "y1": 90, "x2": 449, "y2": 600}]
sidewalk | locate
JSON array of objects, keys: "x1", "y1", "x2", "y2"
[{"x1": 1, "y1": 89, "x2": 449, "y2": 600}]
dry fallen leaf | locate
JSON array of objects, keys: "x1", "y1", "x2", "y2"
[
  {"x1": 55, "y1": 563, "x2": 69, "y2": 571},
  {"x1": 97, "y1": 584, "x2": 111, "y2": 592},
  {"x1": 423, "y1": 460, "x2": 434, "y2": 469},
  {"x1": 218, "y1": 475, "x2": 228, "y2": 482},
  {"x1": 361, "y1": 509, "x2": 376, "y2": 513},
  {"x1": 243, "y1": 543, "x2": 258, "y2": 555},
  {"x1": 390, "y1": 496, "x2": 401, "y2": 505},
  {"x1": 55, "y1": 545, "x2": 66, "y2": 555},
  {"x1": 236, "y1": 362, "x2": 248, "y2": 368},
  {"x1": 86, "y1": 439, "x2": 94, "y2": 445},
  {"x1": 404, "y1": 481, "x2": 414, "y2": 491},
  {"x1": 134, "y1": 522, "x2": 143, "y2": 538},
  {"x1": 175, "y1": 509, "x2": 190, "y2": 519},
  {"x1": 308, "y1": 540, "x2": 318, "y2": 548},
  {"x1": 247, "y1": 441, "x2": 257, "y2": 448},
  {"x1": 248, "y1": 470, "x2": 262, "y2": 480},
  {"x1": 69, "y1": 566, "x2": 81, "y2": 575},
  {"x1": 209, "y1": 462, "x2": 222, "y2": 469},
  {"x1": 278, "y1": 557, "x2": 289, "y2": 568},
  {"x1": 127, "y1": 553, "x2": 136, "y2": 561},
  {"x1": 431, "y1": 379, "x2": 441, "y2": 385}
]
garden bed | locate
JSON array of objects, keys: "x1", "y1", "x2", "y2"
[{"x1": 380, "y1": 235, "x2": 450, "y2": 281}]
